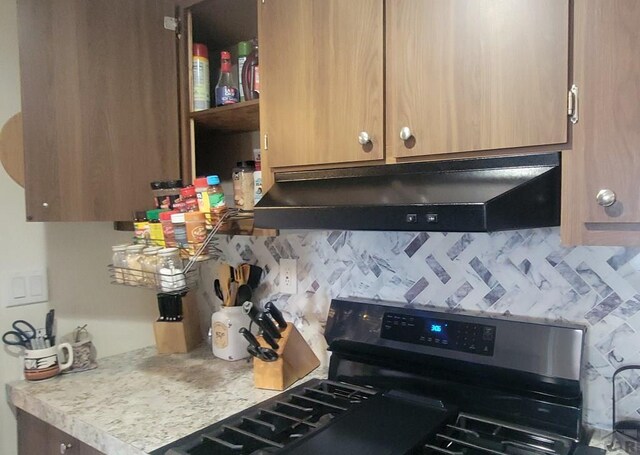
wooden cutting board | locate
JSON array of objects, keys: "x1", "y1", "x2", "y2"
[{"x1": 0, "y1": 112, "x2": 25, "y2": 187}]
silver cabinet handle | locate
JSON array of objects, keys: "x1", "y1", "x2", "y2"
[
  {"x1": 358, "y1": 131, "x2": 371, "y2": 145},
  {"x1": 596, "y1": 189, "x2": 616, "y2": 207},
  {"x1": 399, "y1": 127, "x2": 412, "y2": 141},
  {"x1": 60, "y1": 443, "x2": 72, "y2": 454}
]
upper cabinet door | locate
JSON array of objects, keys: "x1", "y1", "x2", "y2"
[
  {"x1": 17, "y1": 0, "x2": 180, "y2": 221},
  {"x1": 386, "y1": 0, "x2": 570, "y2": 159},
  {"x1": 260, "y1": 0, "x2": 384, "y2": 169}
]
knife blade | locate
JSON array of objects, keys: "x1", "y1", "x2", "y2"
[{"x1": 264, "y1": 302, "x2": 287, "y2": 330}]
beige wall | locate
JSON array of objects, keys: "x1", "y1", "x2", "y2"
[{"x1": 1, "y1": 1, "x2": 159, "y2": 454}]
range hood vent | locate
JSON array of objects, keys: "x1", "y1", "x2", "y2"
[{"x1": 254, "y1": 153, "x2": 560, "y2": 232}]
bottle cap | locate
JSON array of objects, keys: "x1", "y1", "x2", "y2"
[
  {"x1": 193, "y1": 177, "x2": 209, "y2": 188},
  {"x1": 126, "y1": 244, "x2": 145, "y2": 252},
  {"x1": 171, "y1": 213, "x2": 186, "y2": 224},
  {"x1": 134, "y1": 211, "x2": 148, "y2": 221},
  {"x1": 159, "y1": 210, "x2": 177, "y2": 221},
  {"x1": 185, "y1": 211, "x2": 206, "y2": 222},
  {"x1": 112, "y1": 244, "x2": 129, "y2": 252},
  {"x1": 206, "y1": 175, "x2": 221, "y2": 185},
  {"x1": 143, "y1": 246, "x2": 162, "y2": 255},
  {"x1": 238, "y1": 41, "x2": 251, "y2": 57},
  {"x1": 220, "y1": 50, "x2": 231, "y2": 60},
  {"x1": 180, "y1": 185, "x2": 197, "y2": 198},
  {"x1": 157, "y1": 247, "x2": 179, "y2": 256},
  {"x1": 193, "y1": 43, "x2": 208, "y2": 59},
  {"x1": 146, "y1": 209, "x2": 167, "y2": 221}
]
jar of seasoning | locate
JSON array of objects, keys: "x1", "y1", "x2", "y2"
[
  {"x1": 180, "y1": 185, "x2": 199, "y2": 212},
  {"x1": 164, "y1": 179, "x2": 183, "y2": 210},
  {"x1": 125, "y1": 244, "x2": 146, "y2": 284},
  {"x1": 156, "y1": 248, "x2": 186, "y2": 292},
  {"x1": 111, "y1": 244, "x2": 129, "y2": 284},
  {"x1": 171, "y1": 212, "x2": 188, "y2": 248},
  {"x1": 141, "y1": 246, "x2": 162, "y2": 286},
  {"x1": 146, "y1": 209, "x2": 167, "y2": 247},
  {"x1": 150, "y1": 181, "x2": 163, "y2": 209},
  {"x1": 159, "y1": 210, "x2": 177, "y2": 247},
  {"x1": 232, "y1": 161, "x2": 255, "y2": 211},
  {"x1": 207, "y1": 175, "x2": 227, "y2": 224},
  {"x1": 185, "y1": 211, "x2": 209, "y2": 259},
  {"x1": 194, "y1": 177, "x2": 210, "y2": 213},
  {"x1": 133, "y1": 211, "x2": 149, "y2": 244}
]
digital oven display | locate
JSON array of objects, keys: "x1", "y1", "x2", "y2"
[{"x1": 381, "y1": 312, "x2": 496, "y2": 356}]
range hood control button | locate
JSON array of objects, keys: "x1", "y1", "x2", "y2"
[
  {"x1": 426, "y1": 214, "x2": 438, "y2": 223},
  {"x1": 406, "y1": 214, "x2": 418, "y2": 223}
]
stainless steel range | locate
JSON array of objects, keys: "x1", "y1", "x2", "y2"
[{"x1": 154, "y1": 298, "x2": 604, "y2": 455}]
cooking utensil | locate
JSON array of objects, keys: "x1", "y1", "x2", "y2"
[
  {"x1": 214, "y1": 279, "x2": 224, "y2": 301},
  {"x1": 257, "y1": 311, "x2": 281, "y2": 340},
  {"x1": 217, "y1": 263, "x2": 232, "y2": 299},
  {"x1": 45, "y1": 309, "x2": 54, "y2": 342},
  {"x1": 2, "y1": 319, "x2": 36, "y2": 348},
  {"x1": 226, "y1": 282, "x2": 238, "y2": 307},
  {"x1": 233, "y1": 266, "x2": 244, "y2": 285},
  {"x1": 236, "y1": 284, "x2": 252, "y2": 307},
  {"x1": 242, "y1": 301, "x2": 259, "y2": 320},
  {"x1": 264, "y1": 302, "x2": 287, "y2": 330},
  {"x1": 245, "y1": 264, "x2": 263, "y2": 290},
  {"x1": 240, "y1": 264, "x2": 251, "y2": 285}
]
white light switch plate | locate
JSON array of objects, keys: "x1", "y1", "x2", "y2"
[
  {"x1": 279, "y1": 259, "x2": 297, "y2": 294},
  {"x1": 4, "y1": 268, "x2": 48, "y2": 307}
]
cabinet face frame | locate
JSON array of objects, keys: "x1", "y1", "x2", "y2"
[{"x1": 386, "y1": 0, "x2": 571, "y2": 161}]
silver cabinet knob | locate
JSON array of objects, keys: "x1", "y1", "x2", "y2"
[
  {"x1": 358, "y1": 131, "x2": 371, "y2": 145},
  {"x1": 400, "y1": 127, "x2": 412, "y2": 141},
  {"x1": 596, "y1": 189, "x2": 616, "y2": 207},
  {"x1": 60, "y1": 443, "x2": 72, "y2": 454}
]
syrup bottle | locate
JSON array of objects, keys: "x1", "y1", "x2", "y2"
[{"x1": 215, "y1": 51, "x2": 239, "y2": 106}]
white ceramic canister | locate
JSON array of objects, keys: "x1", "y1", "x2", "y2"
[{"x1": 211, "y1": 306, "x2": 252, "y2": 361}]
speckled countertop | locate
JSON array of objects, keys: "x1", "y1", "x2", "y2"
[{"x1": 6, "y1": 345, "x2": 327, "y2": 455}]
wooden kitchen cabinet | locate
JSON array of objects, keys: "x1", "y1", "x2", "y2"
[
  {"x1": 386, "y1": 0, "x2": 570, "y2": 160},
  {"x1": 259, "y1": 0, "x2": 384, "y2": 169},
  {"x1": 18, "y1": 410, "x2": 104, "y2": 455},
  {"x1": 17, "y1": 0, "x2": 181, "y2": 222},
  {"x1": 562, "y1": 0, "x2": 640, "y2": 246}
]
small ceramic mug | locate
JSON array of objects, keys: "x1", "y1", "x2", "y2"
[{"x1": 23, "y1": 343, "x2": 74, "y2": 381}]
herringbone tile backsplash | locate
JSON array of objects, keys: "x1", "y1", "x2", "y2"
[{"x1": 197, "y1": 227, "x2": 640, "y2": 429}]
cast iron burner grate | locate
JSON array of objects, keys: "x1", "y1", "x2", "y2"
[
  {"x1": 423, "y1": 413, "x2": 575, "y2": 455},
  {"x1": 165, "y1": 381, "x2": 378, "y2": 455}
]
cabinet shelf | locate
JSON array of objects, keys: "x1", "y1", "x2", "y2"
[{"x1": 190, "y1": 99, "x2": 259, "y2": 133}]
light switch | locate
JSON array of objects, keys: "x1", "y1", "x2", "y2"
[
  {"x1": 4, "y1": 268, "x2": 48, "y2": 307},
  {"x1": 11, "y1": 276, "x2": 27, "y2": 299}
]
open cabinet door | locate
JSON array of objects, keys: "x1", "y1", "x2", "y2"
[{"x1": 17, "y1": 0, "x2": 180, "y2": 221}]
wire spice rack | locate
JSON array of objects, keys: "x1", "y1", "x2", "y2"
[{"x1": 108, "y1": 209, "x2": 249, "y2": 294}]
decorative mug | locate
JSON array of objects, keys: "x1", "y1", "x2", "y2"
[{"x1": 23, "y1": 343, "x2": 74, "y2": 381}]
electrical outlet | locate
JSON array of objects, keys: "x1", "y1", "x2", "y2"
[{"x1": 279, "y1": 258, "x2": 297, "y2": 294}]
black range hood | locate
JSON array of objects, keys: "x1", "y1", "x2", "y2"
[{"x1": 254, "y1": 153, "x2": 560, "y2": 232}]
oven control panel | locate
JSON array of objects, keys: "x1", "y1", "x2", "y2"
[{"x1": 380, "y1": 312, "x2": 496, "y2": 356}]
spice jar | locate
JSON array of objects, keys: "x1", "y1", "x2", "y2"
[
  {"x1": 194, "y1": 177, "x2": 210, "y2": 213},
  {"x1": 150, "y1": 181, "x2": 163, "y2": 209},
  {"x1": 171, "y1": 212, "x2": 188, "y2": 248},
  {"x1": 133, "y1": 211, "x2": 149, "y2": 244},
  {"x1": 141, "y1": 246, "x2": 162, "y2": 286},
  {"x1": 207, "y1": 175, "x2": 227, "y2": 224},
  {"x1": 146, "y1": 209, "x2": 167, "y2": 247},
  {"x1": 180, "y1": 185, "x2": 199, "y2": 212},
  {"x1": 159, "y1": 210, "x2": 177, "y2": 248},
  {"x1": 185, "y1": 211, "x2": 208, "y2": 259},
  {"x1": 164, "y1": 179, "x2": 183, "y2": 210},
  {"x1": 232, "y1": 161, "x2": 255, "y2": 211},
  {"x1": 111, "y1": 244, "x2": 129, "y2": 284},
  {"x1": 156, "y1": 248, "x2": 186, "y2": 293},
  {"x1": 125, "y1": 244, "x2": 145, "y2": 284}
]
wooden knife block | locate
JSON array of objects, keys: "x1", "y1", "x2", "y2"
[
  {"x1": 153, "y1": 292, "x2": 201, "y2": 354},
  {"x1": 253, "y1": 323, "x2": 320, "y2": 391}
]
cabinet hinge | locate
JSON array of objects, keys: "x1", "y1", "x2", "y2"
[
  {"x1": 567, "y1": 84, "x2": 579, "y2": 124},
  {"x1": 164, "y1": 16, "x2": 181, "y2": 37},
  {"x1": 264, "y1": 133, "x2": 269, "y2": 150}
]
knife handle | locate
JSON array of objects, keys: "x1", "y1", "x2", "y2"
[
  {"x1": 242, "y1": 301, "x2": 259, "y2": 320},
  {"x1": 239, "y1": 327, "x2": 260, "y2": 349},
  {"x1": 261, "y1": 329, "x2": 279, "y2": 350},
  {"x1": 257, "y1": 312, "x2": 281, "y2": 340},
  {"x1": 264, "y1": 302, "x2": 287, "y2": 330}
]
